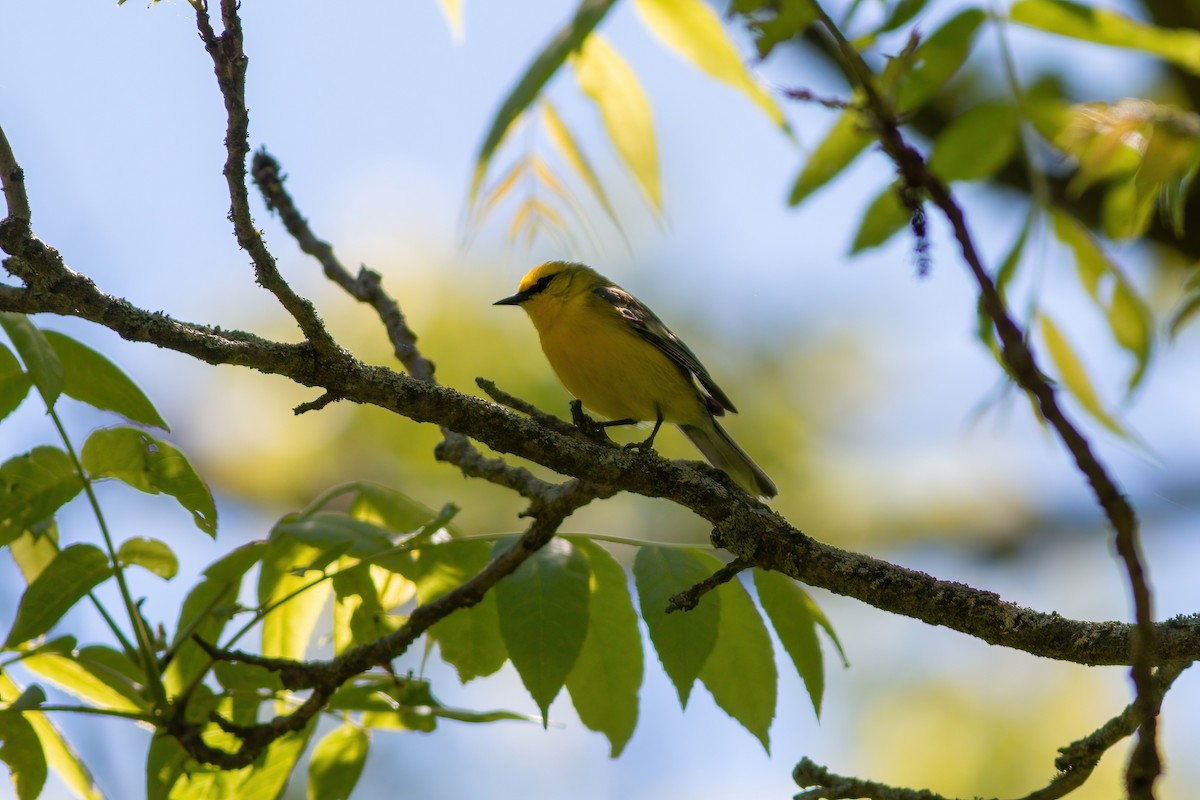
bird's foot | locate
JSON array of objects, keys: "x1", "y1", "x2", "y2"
[{"x1": 570, "y1": 401, "x2": 630, "y2": 444}]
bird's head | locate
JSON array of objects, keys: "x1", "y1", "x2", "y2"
[{"x1": 494, "y1": 261, "x2": 602, "y2": 317}]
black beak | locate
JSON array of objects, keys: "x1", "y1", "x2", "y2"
[{"x1": 493, "y1": 293, "x2": 526, "y2": 306}]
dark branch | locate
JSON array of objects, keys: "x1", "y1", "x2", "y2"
[{"x1": 803, "y1": 2, "x2": 1160, "y2": 793}]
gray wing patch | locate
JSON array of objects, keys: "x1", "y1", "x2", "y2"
[{"x1": 592, "y1": 285, "x2": 737, "y2": 416}]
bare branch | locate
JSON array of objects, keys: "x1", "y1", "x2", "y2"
[
  {"x1": 193, "y1": 0, "x2": 338, "y2": 356},
  {"x1": 0, "y1": 124, "x2": 29, "y2": 222}
]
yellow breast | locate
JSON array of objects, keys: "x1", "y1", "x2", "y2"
[{"x1": 529, "y1": 292, "x2": 705, "y2": 424}]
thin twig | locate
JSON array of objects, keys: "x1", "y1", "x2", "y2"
[
  {"x1": 476, "y1": 377, "x2": 583, "y2": 438},
  {"x1": 0, "y1": 124, "x2": 29, "y2": 222},
  {"x1": 666, "y1": 557, "x2": 750, "y2": 613},
  {"x1": 193, "y1": 1, "x2": 338, "y2": 355}
]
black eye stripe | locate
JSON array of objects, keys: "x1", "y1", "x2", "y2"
[{"x1": 527, "y1": 273, "x2": 557, "y2": 296}]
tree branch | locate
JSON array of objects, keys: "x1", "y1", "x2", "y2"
[
  {"x1": 666, "y1": 557, "x2": 750, "y2": 613},
  {"x1": 802, "y1": 4, "x2": 1161, "y2": 794},
  {"x1": 793, "y1": 662, "x2": 1192, "y2": 800}
]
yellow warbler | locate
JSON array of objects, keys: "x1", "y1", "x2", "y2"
[{"x1": 495, "y1": 261, "x2": 776, "y2": 498}]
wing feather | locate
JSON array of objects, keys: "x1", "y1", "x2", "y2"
[{"x1": 592, "y1": 285, "x2": 737, "y2": 415}]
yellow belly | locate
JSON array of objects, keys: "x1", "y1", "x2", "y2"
[{"x1": 535, "y1": 298, "x2": 705, "y2": 425}]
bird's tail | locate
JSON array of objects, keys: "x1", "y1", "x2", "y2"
[{"x1": 679, "y1": 417, "x2": 777, "y2": 499}]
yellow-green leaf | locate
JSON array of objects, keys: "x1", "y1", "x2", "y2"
[
  {"x1": 928, "y1": 102, "x2": 1019, "y2": 182},
  {"x1": 633, "y1": 0, "x2": 790, "y2": 132},
  {"x1": 0, "y1": 672, "x2": 101, "y2": 800},
  {"x1": 258, "y1": 535, "x2": 333, "y2": 665},
  {"x1": 437, "y1": 0, "x2": 464, "y2": 43},
  {"x1": 894, "y1": 9, "x2": 986, "y2": 112},
  {"x1": 471, "y1": 0, "x2": 617, "y2": 204},
  {"x1": 1010, "y1": 0, "x2": 1200, "y2": 75},
  {"x1": 23, "y1": 648, "x2": 146, "y2": 713},
  {"x1": 43, "y1": 331, "x2": 168, "y2": 430},
  {"x1": 1038, "y1": 314, "x2": 1125, "y2": 436},
  {"x1": 0, "y1": 313, "x2": 63, "y2": 409},
  {"x1": 0, "y1": 447, "x2": 83, "y2": 547},
  {"x1": 542, "y1": 101, "x2": 622, "y2": 229},
  {"x1": 5, "y1": 544, "x2": 112, "y2": 648},
  {"x1": 308, "y1": 724, "x2": 369, "y2": 800},
  {"x1": 117, "y1": 537, "x2": 178, "y2": 580},
  {"x1": 851, "y1": 184, "x2": 911, "y2": 252},
  {"x1": 0, "y1": 711, "x2": 46, "y2": 800},
  {"x1": 0, "y1": 343, "x2": 31, "y2": 423},
  {"x1": 573, "y1": 33, "x2": 662, "y2": 211}
]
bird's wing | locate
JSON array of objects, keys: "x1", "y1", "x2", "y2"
[{"x1": 592, "y1": 285, "x2": 737, "y2": 416}]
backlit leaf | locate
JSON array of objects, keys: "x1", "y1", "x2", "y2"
[
  {"x1": 5, "y1": 544, "x2": 112, "y2": 648},
  {"x1": 564, "y1": 538, "x2": 643, "y2": 757},
  {"x1": 543, "y1": 100, "x2": 622, "y2": 229},
  {"x1": 43, "y1": 331, "x2": 168, "y2": 429},
  {"x1": 81, "y1": 427, "x2": 216, "y2": 536},
  {"x1": 117, "y1": 537, "x2": 178, "y2": 580},
  {"x1": 928, "y1": 102, "x2": 1019, "y2": 182},
  {"x1": 851, "y1": 185, "x2": 910, "y2": 252},
  {"x1": 573, "y1": 33, "x2": 662, "y2": 211},
  {"x1": 494, "y1": 538, "x2": 591, "y2": 721},
  {"x1": 633, "y1": 547, "x2": 720, "y2": 707},
  {"x1": 0, "y1": 711, "x2": 46, "y2": 800},
  {"x1": 408, "y1": 539, "x2": 508, "y2": 682},
  {"x1": 471, "y1": 0, "x2": 617, "y2": 203},
  {"x1": 1038, "y1": 313, "x2": 1125, "y2": 436},
  {"x1": 1010, "y1": 0, "x2": 1200, "y2": 75},
  {"x1": 0, "y1": 672, "x2": 100, "y2": 800},
  {"x1": 437, "y1": 0, "x2": 464, "y2": 43},
  {"x1": 788, "y1": 105, "x2": 872, "y2": 205},
  {"x1": 754, "y1": 569, "x2": 829, "y2": 717},
  {"x1": 8, "y1": 522, "x2": 59, "y2": 584},
  {"x1": 894, "y1": 9, "x2": 986, "y2": 112},
  {"x1": 0, "y1": 343, "x2": 31, "y2": 422},
  {"x1": 633, "y1": 0, "x2": 789, "y2": 132},
  {"x1": 698, "y1": 576, "x2": 776, "y2": 752},
  {"x1": 23, "y1": 647, "x2": 146, "y2": 712},
  {"x1": 0, "y1": 313, "x2": 63, "y2": 409},
  {"x1": 258, "y1": 535, "x2": 333, "y2": 664},
  {"x1": 308, "y1": 724, "x2": 369, "y2": 800},
  {"x1": 0, "y1": 448, "x2": 83, "y2": 547}
]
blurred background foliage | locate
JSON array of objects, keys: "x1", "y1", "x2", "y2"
[{"x1": 3, "y1": 0, "x2": 1200, "y2": 797}]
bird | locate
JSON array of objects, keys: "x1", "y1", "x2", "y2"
[{"x1": 495, "y1": 261, "x2": 777, "y2": 499}]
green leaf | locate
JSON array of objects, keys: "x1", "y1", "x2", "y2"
[
  {"x1": 232, "y1": 723, "x2": 314, "y2": 800},
  {"x1": 754, "y1": 570, "x2": 831, "y2": 718},
  {"x1": 164, "y1": 541, "x2": 267, "y2": 696},
  {"x1": 347, "y1": 482, "x2": 446, "y2": 534},
  {"x1": 788, "y1": 106, "x2": 873, "y2": 205},
  {"x1": 258, "y1": 535, "x2": 333, "y2": 663},
  {"x1": 0, "y1": 711, "x2": 46, "y2": 800},
  {"x1": 5, "y1": 686, "x2": 46, "y2": 713},
  {"x1": 407, "y1": 539, "x2": 508, "y2": 682},
  {"x1": 24, "y1": 647, "x2": 147, "y2": 712},
  {"x1": 1010, "y1": 0, "x2": 1200, "y2": 75},
  {"x1": 494, "y1": 538, "x2": 591, "y2": 721},
  {"x1": 471, "y1": 0, "x2": 617, "y2": 203},
  {"x1": 116, "y1": 537, "x2": 178, "y2": 580},
  {"x1": 1050, "y1": 209, "x2": 1154, "y2": 393},
  {"x1": 145, "y1": 734, "x2": 187, "y2": 800},
  {"x1": 5, "y1": 544, "x2": 112, "y2": 647},
  {"x1": 878, "y1": 0, "x2": 930, "y2": 34},
  {"x1": 564, "y1": 538, "x2": 643, "y2": 757},
  {"x1": 633, "y1": 547, "x2": 720, "y2": 708},
  {"x1": 80, "y1": 426, "x2": 217, "y2": 536},
  {"x1": 0, "y1": 343, "x2": 31, "y2": 423},
  {"x1": 1038, "y1": 314, "x2": 1126, "y2": 436},
  {"x1": 928, "y1": 102, "x2": 1019, "y2": 182},
  {"x1": 332, "y1": 559, "x2": 399, "y2": 654},
  {"x1": 0, "y1": 313, "x2": 63, "y2": 409},
  {"x1": 0, "y1": 447, "x2": 84, "y2": 547},
  {"x1": 307, "y1": 724, "x2": 369, "y2": 800},
  {"x1": 744, "y1": 0, "x2": 817, "y2": 59},
  {"x1": 633, "y1": 0, "x2": 790, "y2": 132},
  {"x1": 851, "y1": 185, "x2": 911, "y2": 252},
  {"x1": 273, "y1": 511, "x2": 396, "y2": 559},
  {"x1": 572, "y1": 33, "x2": 662, "y2": 211},
  {"x1": 698, "y1": 576, "x2": 776, "y2": 752},
  {"x1": 977, "y1": 209, "x2": 1034, "y2": 360},
  {"x1": 8, "y1": 522, "x2": 60, "y2": 584},
  {"x1": 0, "y1": 671, "x2": 100, "y2": 800},
  {"x1": 42, "y1": 331, "x2": 168, "y2": 429},
  {"x1": 894, "y1": 9, "x2": 987, "y2": 112}
]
